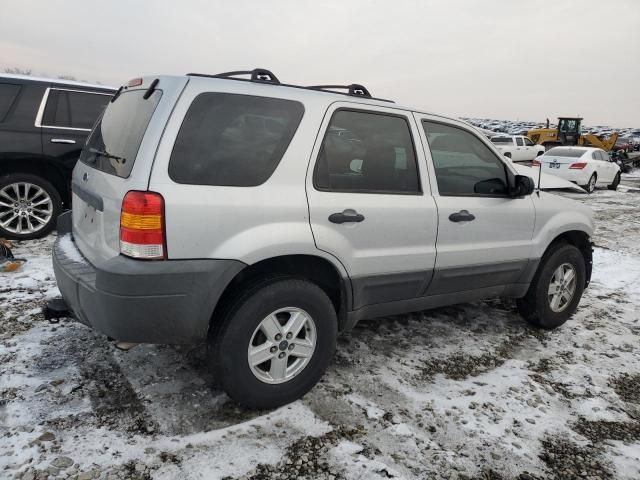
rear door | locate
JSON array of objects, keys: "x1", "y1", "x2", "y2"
[
  {"x1": 71, "y1": 77, "x2": 188, "y2": 267},
  {"x1": 38, "y1": 88, "x2": 112, "y2": 173},
  {"x1": 416, "y1": 115, "x2": 535, "y2": 295},
  {"x1": 306, "y1": 103, "x2": 437, "y2": 309}
]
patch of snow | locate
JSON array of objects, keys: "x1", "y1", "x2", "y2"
[{"x1": 57, "y1": 234, "x2": 86, "y2": 264}]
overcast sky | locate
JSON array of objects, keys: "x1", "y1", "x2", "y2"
[{"x1": 1, "y1": 0, "x2": 638, "y2": 127}]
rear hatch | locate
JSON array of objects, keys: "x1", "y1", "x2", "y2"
[{"x1": 71, "y1": 76, "x2": 188, "y2": 267}]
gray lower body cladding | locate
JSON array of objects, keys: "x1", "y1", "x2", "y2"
[{"x1": 52, "y1": 212, "x2": 245, "y2": 344}]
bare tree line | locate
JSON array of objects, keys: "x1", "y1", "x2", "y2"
[{"x1": 3, "y1": 67, "x2": 102, "y2": 84}]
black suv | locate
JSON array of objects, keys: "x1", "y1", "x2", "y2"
[{"x1": 0, "y1": 74, "x2": 115, "y2": 239}]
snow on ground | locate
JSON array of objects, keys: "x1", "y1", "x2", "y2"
[{"x1": 1, "y1": 176, "x2": 640, "y2": 480}]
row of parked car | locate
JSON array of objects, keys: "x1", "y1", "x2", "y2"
[{"x1": 465, "y1": 116, "x2": 640, "y2": 152}]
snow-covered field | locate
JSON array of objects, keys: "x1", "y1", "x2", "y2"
[{"x1": 2, "y1": 176, "x2": 640, "y2": 480}]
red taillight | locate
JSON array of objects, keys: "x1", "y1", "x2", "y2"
[
  {"x1": 127, "y1": 78, "x2": 143, "y2": 87},
  {"x1": 569, "y1": 162, "x2": 587, "y2": 169},
  {"x1": 120, "y1": 191, "x2": 166, "y2": 260},
  {"x1": 532, "y1": 159, "x2": 541, "y2": 166}
]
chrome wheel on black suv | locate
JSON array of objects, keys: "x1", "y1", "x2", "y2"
[{"x1": 0, "y1": 174, "x2": 62, "y2": 240}]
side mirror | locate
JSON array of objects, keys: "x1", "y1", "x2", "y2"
[{"x1": 511, "y1": 175, "x2": 535, "y2": 197}]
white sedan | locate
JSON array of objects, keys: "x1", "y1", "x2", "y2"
[{"x1": 532, "y1": 146, "x2": 621, "y2": 193}]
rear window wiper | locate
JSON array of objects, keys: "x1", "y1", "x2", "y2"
[{"x1": 89, "y1": 147, "x2": 126, "y2": 163}]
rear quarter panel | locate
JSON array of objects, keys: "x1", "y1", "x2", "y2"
[{"x1": 148, "y1": 79, "x2": 332, "y2": 264}]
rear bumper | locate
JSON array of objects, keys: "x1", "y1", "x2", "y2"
[{"x1": 52, "y1": 211, "x2": 245, "y2": 344}]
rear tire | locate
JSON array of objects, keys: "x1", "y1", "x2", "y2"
[
  {"x1": 607, "y1": 172, "x2": 621, "y2": 191},
  {"x1": 0, "y1": 173, "x2": 62, "y2": 240},
  {"x1": 517, "y1": 243, "x2": 586, "y2": 329},
  {"x1": 504, "y1": 152, "x2": 512, "y2": 159},
  {"x1": 208, "y1": 277, "x2": 338, "y2": 409}
]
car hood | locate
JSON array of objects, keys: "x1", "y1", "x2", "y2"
[{"x1": 512, "y1": 164, "x2": 586, "y2": 193}]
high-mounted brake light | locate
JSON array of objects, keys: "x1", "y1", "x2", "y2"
[
  {"x1": 120, "y1": 191, "x2": 166, "y2": 260},
  {"x1": 569, "y1": 162, "x2": 587, "y2": 169},
  {"x1": 532, "y1": 159, "x2": 541, "y2": 166},
  {"x1": 127, "y1": 78, "x2": 143, "y2": 87}
]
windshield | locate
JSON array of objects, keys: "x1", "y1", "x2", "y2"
[
  {"x1": 79, "y1": 89, "x2": 162, "y2": 178},
  {"x1": 490, "y1": 137, "x2": 512, "y2": 144},
  {"x1": 543, "y1": 147, "x2": 585, "y2": 158}
]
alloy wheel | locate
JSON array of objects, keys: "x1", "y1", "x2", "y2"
[
  {"x1": 548, "y1": 263, "x2": 577, "y2": 313},
  {"x1": 0, "y1": 182, "x2": 53, "y2": 235},
  {"x1": 247, "y1": 307, "x2": 317, "y2": 384}
]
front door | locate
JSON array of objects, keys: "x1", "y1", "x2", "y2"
[
  {"x1": 306, "y1": 103, "x2": 438, "y2": 309},
  {"x1": 416, "y1": 115, "x2": 535, "y2": 295}
]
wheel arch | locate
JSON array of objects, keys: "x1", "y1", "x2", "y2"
[
  {"x1": 543, "y1": 230, "x2": 593, "y2": 287},
  {"x1": 209, "y1": 254, "x2": 352, "y2": 335},
  {"x1": 0, "y1": 157, "x2": 70, "y2": 206}
]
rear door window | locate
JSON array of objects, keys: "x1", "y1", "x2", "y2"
[
  {"x1": 0, "y1": 83, "x2": 21, "y2": 122},
  {"x1": 516, "y1": 137, "x2": 524, "y2": 146},
  {"x1": 67, "y1": 91, "x2": 111, "y2": 129},
  {"x1": 169, "y1": 93, "x2": 304, "y2": 186},
  {"x1": 79, "y1": 90, "x2": 162, "y2": 178},
  {"x1": 314, "y1": 110, "x2": 420, "y2": 194},
  {"x1": 42, "y1": 89, "x2": 111, "y2": 130}
]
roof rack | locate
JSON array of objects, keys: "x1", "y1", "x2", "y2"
[
  {"x1": 199, "y1": 68, "x2": 280, "y2": 84},
  {"x1": 186, "y1": 68, "x2": 392, "y2": 102},
  {"x1": 307, "y1": 84, "x2": 371, "y2": 98}
]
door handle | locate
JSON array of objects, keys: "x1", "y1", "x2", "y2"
[
  {"x1": 328, "y1": 210, "x2": 365, "y2": 224},
  {"x1": 448, "y1": 210, "x2": 475, "y2": 222},
  {"x1": 50, "y1": 138, "x2": 76, "y2": 144}
]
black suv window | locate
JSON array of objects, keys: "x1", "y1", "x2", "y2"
[
  {"x1": 314, "y1": 110, "x2": 420, "y2": 194},
  {"x1": 169, "y1": 93, "x2": 304, "y2": 187},
  {"x1": 422, "y1": 121, "x2": 509, "y2": 196},
  {"x1": 43, "y1": 89, "x2": 111, "y2": 129},
  {"x1": 0, "y1": 83, "x2": 21, "y2": 122}
]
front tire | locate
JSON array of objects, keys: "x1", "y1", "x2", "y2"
[
  {"x1": 607, "y1": 172, "x2": 621, "y2": 191},
  {"x1": 0, "y1": 173, "x2": 62, "y2": 240},
  {"x1": 517, "y1": 243, "x2": 586, "y2": 329},
  {"x1": 582, "y1": 173, "x2": 597, "y2": 194},
  {"x1": 208, "y1": 277, "x2": 338, "y2": 409}
]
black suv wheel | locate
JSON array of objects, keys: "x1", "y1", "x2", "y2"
[{"x1": 0, "y1": 173, "x2": 62, "y2": 240}]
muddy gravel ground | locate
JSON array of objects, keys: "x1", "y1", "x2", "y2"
[{"x1": 2, "y1": 175, "x2": 640, "y2": 480}]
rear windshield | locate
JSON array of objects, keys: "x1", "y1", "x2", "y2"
[
  {"x1": 543, "y1": 147, "x2": 585, "y2": 158},
  {"x1": 79, "y1": 89, "x2": 162, "y2": 178},
  {"x1": 490, "y1": 137, "x2": 512, "y2": 144},
  {"x1": 169, "y1": 93, "x2": 304, "y2": 186}
]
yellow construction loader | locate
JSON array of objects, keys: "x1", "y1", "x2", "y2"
[{"x1": 528, "y1": 117, "x2": 618, "y2": 151}]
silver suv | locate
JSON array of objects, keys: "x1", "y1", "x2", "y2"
[{"x1": 52, "y1": 69, "x2": 594, "y2": 409}]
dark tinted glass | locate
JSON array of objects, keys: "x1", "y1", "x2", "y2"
[
  {"x1": 79, "y1": 90, "x2": 162, "y2": 178},
  {"x1": 524, "y1": 137, "x2": 535, "y2": 146},
  {"x1": 67, "y1": 91, "x2": 111, "y2": 129},
  {"x1": 43, "y1": 90, "x2": 71, "y2": 127},
  {"x1": 314, "y1": 110, "x2": 420, "y2": 193},
  {"x1": 516, "y1": 137, "x2": 524, "y2": 146},
  {"x1": 169, "y1": 93, "x2": 304, "y2": 186},
  {"x1": 422, "y1": 121, "x2": 508, "y2": 196},
  {"x1": 0, "y1": 83, "x2": 21, "y2": 122},
  {"x1": 491, "y1": 137, "x2": 512, "y2": 144}
]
